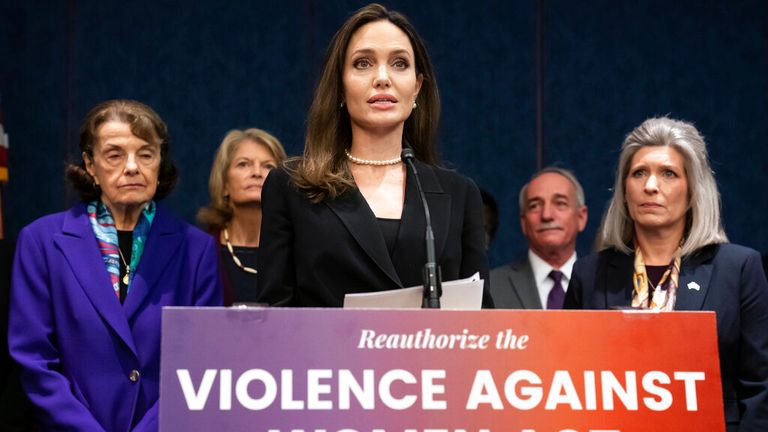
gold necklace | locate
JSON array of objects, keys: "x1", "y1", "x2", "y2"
[
  {"x1": 118, "y1": 249, "x2": 131, "y2": 285},
  {"x1": 223, "y1": 227, "x2": 258, "y2": 274}
]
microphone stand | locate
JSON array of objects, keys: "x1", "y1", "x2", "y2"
[{"x1": 401, "y1": 145, "x2": 442, "y2": 309}]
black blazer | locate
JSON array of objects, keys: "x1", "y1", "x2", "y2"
[
  {"x1": 565, "y1": 244, "x2": 768, "y2": 431},
  {"x1": 257, "y1": 161, "x2": 492, "y2": 308}
]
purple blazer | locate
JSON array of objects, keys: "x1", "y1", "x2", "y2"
[{"x1": 8, "y1": 203, "x2": 223, "y2": 431}]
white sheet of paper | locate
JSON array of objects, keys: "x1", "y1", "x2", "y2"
[{"x1": 343, "y1": 272, "x2": 483, "y2": 310}]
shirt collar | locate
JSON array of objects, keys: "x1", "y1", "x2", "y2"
[{"x1": 528, "y1": 249, "x2": 577, "y2": 286}]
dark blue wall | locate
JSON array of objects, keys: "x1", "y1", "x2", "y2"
[{"x1": 1, "y1": 0, "x2": 766, "y2": 266}]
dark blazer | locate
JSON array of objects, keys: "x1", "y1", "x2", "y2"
[
  {"x1": 9, "y1": 203, "x2": 223, "y2": 432},
  {"x1": 565, "y1": 244, "x2": 768, "y2": 431},
  {"x1": 257, "y1": 161, "x2": 492, "y2": 307},
  {"x1": 489, "y1": 257, "x2": 543, "y2": 309}
]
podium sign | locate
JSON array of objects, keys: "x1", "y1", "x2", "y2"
[{"x1": 160, "y1": 308, "x2": 724, "y2": 432}]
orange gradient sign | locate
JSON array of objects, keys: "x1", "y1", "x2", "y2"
[{"x1": 160, "y1": 308, "x2": 725, "y2": 432}]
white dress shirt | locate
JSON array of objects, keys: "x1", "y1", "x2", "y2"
[{"x1": 528, "y1": 249, "x2": 577, "y2": 310}]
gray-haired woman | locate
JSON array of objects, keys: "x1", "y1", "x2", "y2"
[{"x1": 565, "y1": 116, "x2": 768, "y2": 430}]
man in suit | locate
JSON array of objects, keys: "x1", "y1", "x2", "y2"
[{"x1": 490, "y1": 167, "x2": 587, "y2": 309}]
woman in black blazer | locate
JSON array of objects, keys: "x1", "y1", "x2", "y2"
[
  {"x1": 257, "y1": 4, "x2": 491, "y2": 308},
  {"x1": 564, "y1": 117, "x2": 768, "y2": 430}
]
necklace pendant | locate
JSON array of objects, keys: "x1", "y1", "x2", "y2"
[{"x1": 122, "y1": 267, "x2": 130, "y2": 285}]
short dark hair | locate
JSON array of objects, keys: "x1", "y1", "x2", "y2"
[
  {"x1": 519, "y1": 167, "x2": 585, "y2": 216},
  {"x1": 65, "y1": 99, "x2": 178, "y2": 202}
]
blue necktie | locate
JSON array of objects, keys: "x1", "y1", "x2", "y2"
[{"x1": 547, "y1": 270, "x2": 565, "y2": 310}]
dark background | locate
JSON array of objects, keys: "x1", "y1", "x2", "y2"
[{"x1": 1, "y1": 0, "x2": 766, "y2": 267}]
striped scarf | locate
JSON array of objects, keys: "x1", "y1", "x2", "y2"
[{"x1": 87, "y1": 200, "x2": 156, "y2": 299}]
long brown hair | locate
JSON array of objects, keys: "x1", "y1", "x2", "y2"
[{"x1": 290, "y1": 3, "x2": 441, "y2": 202}]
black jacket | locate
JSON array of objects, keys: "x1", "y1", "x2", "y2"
[
  {"x1": 257, "y1": 161, "x2": 493, "y2": 308},
  {"x1": 565, "y1": 244, "x2": 768, "y2": 431}
]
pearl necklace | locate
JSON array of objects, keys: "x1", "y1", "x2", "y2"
[
  {"x1": 345, "y1": 149, "x2": 402, "y2": 166},
  {"x1": 223, "y1": 227, "x2": 257, "y2": 274}
]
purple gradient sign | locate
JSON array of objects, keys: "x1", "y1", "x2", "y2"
[{"x1": 159, "y1": 307, "x2": 723, "y2": 432}]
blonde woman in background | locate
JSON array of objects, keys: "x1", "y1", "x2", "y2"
[{"x1": 198, "y1": 128, "x2": 287, "y2": 305}]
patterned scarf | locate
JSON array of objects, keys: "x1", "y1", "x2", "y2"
[
  {"x1": 87, "y1": 200, "x2": 156, "y2": 299},
  {"x1": 631, "y1": 246, "x2": 681, "y2": 311}
]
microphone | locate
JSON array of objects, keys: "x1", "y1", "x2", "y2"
[{"x1": 401, "y1": 143, "x2": 442, "y2": 309}]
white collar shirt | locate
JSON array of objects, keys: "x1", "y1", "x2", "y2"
[{"x1": 528, "y1": 249, "x2": 577, "y2": 309}]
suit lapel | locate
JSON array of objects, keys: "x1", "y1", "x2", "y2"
[
  {"x1": 326, "y1": 189, "x2": 402, "y2": 287},
  {"x1": 399, "y1": 161, "x2": 451, "y2": 260},
  {"x1": 54, "y1": 204, "x2": 137, "y2": 355},
  {"x1": 327, "y1": 161, "x2": 451, "y2": 288},
  {"x1": 675, "y1": 246, "x2": 715, "y2": 311},
  {"x1": 123, "y1": 206, "x2": 183, "y2": 318},
  {"x1": 605, "y1": 250, "x2": 634, "y2": 308},
  {"x1": 391, "y1": 161, "x2": 451, "y2": 286},
  {"x1": 509, "y1": 262, "x2": 543, "y2": 309}
]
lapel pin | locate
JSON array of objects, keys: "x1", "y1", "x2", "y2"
[{"x1": 687, "y1": 281, "x2": 701, "y2": 291}]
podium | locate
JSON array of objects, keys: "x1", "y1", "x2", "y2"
[{"x1": 159, "y1": 308, "x2": 725, "y2": 431}]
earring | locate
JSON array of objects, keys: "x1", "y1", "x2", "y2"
[
  {"x1": 412, "y1": 101, "x2": 418, "y2": 109},
  {"x1": 340, "y1": 101, "x2": 346, "y2": 108}
]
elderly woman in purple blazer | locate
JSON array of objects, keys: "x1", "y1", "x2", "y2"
[{"x1": 8, "y1": 100, "x2": 223, "y2": 431}]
